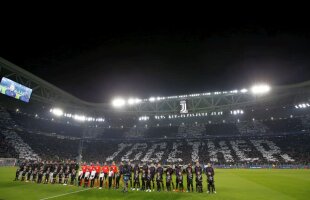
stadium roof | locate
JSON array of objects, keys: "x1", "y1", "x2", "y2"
[{"x1": 1, "y1": 57, "x2": 310, "y2": 115}]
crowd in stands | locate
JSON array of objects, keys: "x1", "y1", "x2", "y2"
[
  {"x1": 204, "y1": 123, "x2": 240, "y2": 136},
  {"x1": 0, "y1": 133, "x2": 17, "y2": 158},
  {"x1": 236, "y1": 121, "x2": 269, "y2": 135},
  {"x1": 4, "y1": 127, "x2": 307, "y2": 165},
  {"x1": 263, "y1": 118, "x2": 304, "y2": 133},
  {"x1": 6, "y1": 107, "x2": 310, "y2": 140},
  {"x1": 97, "y1": 128, "x2": 128, "y2": 139},
  {"x1": 177, "y1": 124, "x2": 205, "y2": 138},
  {"x1": 1, "y1": 106, "x2": 309, "y2": 166},
  {"x1": 9, "y1": 111, "x2": 84, "y2": 138},
  {"x1": 144, "y1": 126, "x2": 179, "y2": 138},
  {"x1": 16, "y1": 129, "x2": 79, "y2": 161},
  {"x1": 0, "y1": 107, "x2": 40, "y2": 160}
]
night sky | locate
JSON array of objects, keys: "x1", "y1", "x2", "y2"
[{"x1": 1, "y1": 14, "x2": 310, "y2": 103}]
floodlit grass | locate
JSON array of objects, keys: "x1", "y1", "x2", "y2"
[{"x1": 0, "y1": 167, "x2": 309, "y2": 200}]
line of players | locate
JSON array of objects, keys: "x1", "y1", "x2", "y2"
[
  {"x1": 14, "y1": 160, "x2": 79, "y2": 185},
  {"x1": 14, "y1": 160, "x2": 216, "y2": 193},
  {"x1": 78, "y1": 161, "x2": 216, "y2": 193}
]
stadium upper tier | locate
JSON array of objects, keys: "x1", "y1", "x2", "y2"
[{"x1": 5, "y1": 106, "x2": 310, "y2": 139}]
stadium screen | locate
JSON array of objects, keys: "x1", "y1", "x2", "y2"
[{"x1": 0, "y1": 77, "x2": 32, "y2": 103}]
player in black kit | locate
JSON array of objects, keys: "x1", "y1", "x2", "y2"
[
  {"x1": 149, "y1": 163, "x2": 156, "y2": 191},
  {"x1": 196, "y1": 171, "x2": 203, "y2": 193},
  {"x1": 206, "y1": 163, "x2": 216, "y2": 194},
  {"x1": 186, "y1": 163, "x2": 194, "y2": 192},
  {"x1": 166, "y1": 165, "x2": 174, "y2": 190},
  {"x1": 194, "y1": 161, "x2": 202, "y2": 191},
  {"x1": 166, "y1": 171, "x2": 172, "y2": 191},
  {"x1": 156, "y1": 163, "x2": 164, "y2": 190},
  {"x1": 174, "y1": 164, "x2": 181, "y2": 191}
]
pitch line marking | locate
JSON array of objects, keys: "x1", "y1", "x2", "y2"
[{"x1": 39, "y1": 188, "x2": 91, "y2": 200}]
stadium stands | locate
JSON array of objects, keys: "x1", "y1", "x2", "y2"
[
  {"x1": 177, "y1": 124, "x2": 205, "y2": 138},
  {"x1": 236, "y1": 121, "x2": 270, "y2": 135},
  {"x1": 144, "y1": 126, "x2": 179, "y2": 138},
  {"x1": 204, "y1": 123, "x2": 240, "y2": 135},
  {"x1": 97, "y1": 128, "x2": 128, "y2": 139},
  {"x1": 16, "y1": 130, "x2": 79, "y2": 161},
  {"x1": 0, "y1": 104, "x2": 309, "y2": 165},
  {"x1": 0, "y1": 133, "x2": 17, "y2": 158},
  {"x1": 263, "y1": 118, "x2": 303, "y2": 133},
  {"x1": 0, "y1": 106, "x2": 40, "y2": 160},
  {"x1": 70, "y1": 133, "x2": 310, "y2": 164},
  {"x1": 9, "y1": 111, "x2": 84, "y2": 137}
]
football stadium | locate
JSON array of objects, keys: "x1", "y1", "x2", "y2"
[
  {"x1": 1, "y1": 15, "x2": 310, "y2": 199},
  {"x1": 0, "y1": 56, "x2": 309, "y2": 200}
]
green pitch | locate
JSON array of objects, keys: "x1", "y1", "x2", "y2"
[{"x1": 0, "y1": 167, "x2": 309, "y2": 200}]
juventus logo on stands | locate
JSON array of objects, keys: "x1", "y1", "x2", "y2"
[{"x1": 180, "y1": 100, "x2": 188, "y2": 113}]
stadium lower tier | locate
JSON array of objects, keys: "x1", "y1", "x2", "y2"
[
  {"x1": 0, "y1": 133, "x2": 18, "y2": 158},
  {"x1": 10, "y1": 130, "x2": 310, "y2": 164}
]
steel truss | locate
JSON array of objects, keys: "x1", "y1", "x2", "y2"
[{"x1": 1, "y1": 57, "x2": 310, "y2": 116}]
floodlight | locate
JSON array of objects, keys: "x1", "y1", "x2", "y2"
[
  {"x1": 128, "y1": 98, "x2": 135, "y2": 105},
  {"x1": 251, "y1": 84, "x2": 271, "y2": 94},
  {"x1": 96, "y1": 118, "x2": 104, "y2": 122},
  {"x1": 127, "y1": 98, "x2": 141, "y2": 105},
  {"x1": 112, "y1": 98, "x2": 126, "y2": 107},
  {"x1": 135, "y1": 98, "x2": 142, "y2": 103},
  {"x1": 51, "y1": 108, "x2": 63, "y2": 116},
  {"x1": 73, "y1": 114, "x2": 85, "y2": 121},
  {"x1": 240, "y1": 88, "x2": 248, "y2": 93}
]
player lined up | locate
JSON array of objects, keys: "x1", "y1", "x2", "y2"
[
  {"x1": 14, "y1": 160, "x2": 79, "y2": 185},
  {"x1": 14, "y1": 160, "x2": 216, "y2": 193}
]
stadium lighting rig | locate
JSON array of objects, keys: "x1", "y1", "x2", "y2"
[
  {"x1": 295, "y1": 103, "x2": 310, "y2": 109},
  {"x1": 50, "y1": 108, "x2": 105, "y2": 122},
  {"x1": 230, "y1": 109, "x2": 244, "y2": 115},
  {"x1": 50, "y1": 108, "x2": 64, "y2": 116},
  {"x1": 139, "y1": 116, "x2": 149, "y2": 121},
  {"x1": 251, "y1": 84, "x2": 271, "y2": 94},
  {"x1": 111, "y1": 84, "x2": 271, "y2": 109},
  {"x1": 128, "y1": 98, "x2": 142, "y2": 105},
  {"x1": 112, "y1": 98, "x2": 126, "y2": 108},
  {"x1": 149, "y1": 97, "x2": 156, "y2": 102},
  {"x1": 240, "y1": 88, "x2": 248, "y2": 93}
]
